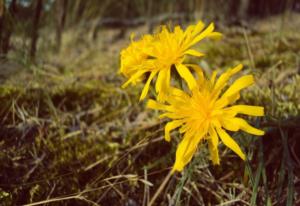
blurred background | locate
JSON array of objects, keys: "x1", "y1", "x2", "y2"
[
  {"x1": 0, "y1": 0, "x2": 299, "y2": 205},
  {"x1": 0, "y1": 0, "x2": 299, "y2": 61}
]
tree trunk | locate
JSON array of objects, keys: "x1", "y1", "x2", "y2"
[
  {"x1": 0, "y1": 0, "x2": 17, "y2": 57},
  {"x1": 75, "y1": 0, "x2": 86, "y2": 24},
  {"x1": 0, "y1": 0, "x2": 4, "y2": 55},
  {"x1": 30, "y1": 0, "x2": 43, "y2": 60},
  {"x1": 55, "y1": 0, "x2": 68, "y2": 52}
]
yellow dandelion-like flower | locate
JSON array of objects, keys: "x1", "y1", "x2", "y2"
[
  {"x1": 120, "y1": 34, "x2": 154, "y2": 84},
  {"x1": 147, "y1": 64, "x2": 265, "y2": 172},
  {"x1": 120, "y1": 21, "x2": 222, "y2": 101}
]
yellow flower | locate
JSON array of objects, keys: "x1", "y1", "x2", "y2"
[
  {"x1": 147, "y1": 64, "x2": 265, "y2": 172},
  {"x1": 120, "y1": 34, "x2": 154, "y2": 84},
  {"x1": 120, "y1": 21, "x2": 222, "y2": 101}
]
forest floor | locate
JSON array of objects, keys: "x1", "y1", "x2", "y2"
[{"x1": 0, "y1": 13, "x2": 299, "y2": 205}]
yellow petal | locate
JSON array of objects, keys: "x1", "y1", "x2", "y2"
[
  {"x1": 228, "y1": 105, "x2": 264, "y2": 116},
  {"x1": 147, "y1": 99, "x2": 171, "y2": 111},
  {"x1": 179, "y1": 123, "x2": 189, "y2": 134},
  {"x1": 209, "y1": 126, "x2": 219, "y2": 148},
  {"x1": 185, "y1": 64, "x2": 204, "y2": 83},
  {"x1": 172, "y1": 135, "x2": 192, "y2": 172},
  {"x1": 232, "y1": 118, "x2": 265, "y2": 136},
  {"x1": 210, "y1": 71, "x2": 218, "y2": 85},
  {"x1": 175, "y1": 25, "x2": 184, "y2": 33},
  {"x1": 214, "y1": 96, "x2": 229, "y2": 109},
  {"x1": 216, "y1": 93, "x2": 241, "y2": 109},
  {"x1": 155, "y1": 69, "x2": 170, "y2": 101},
  {"x1": 183, "y1": 25, "x2": 195, "y2": 42},
  {"x1": 188, "y1": 23, "x2": 215, "y2": 48},
  {"x1": 164, "y1": 120, "x2": 183, "y2": 142},
  {"x1": 226, "y1": 93, "x2": 240, "y2": 105},
  {"x1": 222, "y1": 75, "x2": 254, "y2": 98},
  {"x1": 216, "y1": 127, "x2": 246, "y2": 160},
  {"x1": 176, "y1": 64, "x2": 197, "y2": 89},
  {"x1": 155, "y1": 70, "x2": 165, "y2": 93},
  {"x1": 139, "y1": 71, "x2": 157, "y2": 101},
  {"x1": 221, "y1": 118, "x2": 240, "y2": 131},
  {"x1": 168, "y1": 87, "x2": 190, "y2": 99},
  {"x1": 213, "y1": 64, "x2": 243, "y2": 94},
  {"x1": 172, "y1": 131, "x2": 202, "y2": 172},
  {"x1": 184, "y1": 49, "x2": 205, "y2": 57},
  {"x1": 191, "y1": 21, "x2": 205, "y2": 36},
  {"x1": 207, "y1": 32, "x2": 223, "y2": 40},
  {"x1": 208, "y1": 139, "x2": 220, "y2": 165},
  {"x1": 121, "y1": 70, "x2": 147, "y2": 88},
  {"x1": 159, "y1": 112, "x2": 180, "y2": 119}
]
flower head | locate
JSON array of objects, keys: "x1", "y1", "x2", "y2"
[
  {"x1": 120, "y1": 21, "x2": 222, "y2": 101},
  {"x1": 147, "y1": 64, "x2": 265, "y2": 172},
  {"x1": 120, "y1": 34, "x2": 154, "y2": 81}
]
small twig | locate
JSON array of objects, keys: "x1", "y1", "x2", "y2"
[
  {"x1": 104, "y1": 179, "x2": 125, "y2": 199},
  {"x1": 148, "y1": 170, "x2": 173, "y2": 206},
  {"x1": 142, "y1": 168, "x2": 149, "y2": 206},
  {"x1": 23, "y1": 195, "x2": 82, "y2": 206}
]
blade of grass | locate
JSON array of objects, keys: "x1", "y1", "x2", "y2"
[
  {"x1": 173, "y1": 156, "x2": 198, "y2": 206},
  {"x1": 250, "y1": 138, "x2": 264, "y2": 206},
  {"x1": 276, "y1": 142, "x2": 286, "y2": 201},
  {"x1": 259, "y1": 138, "x2": 271, "y2": 206},
  {"x1": 279, "y1": 127, "x2": 294, "y2": 206},
  {"x1": 244, "y1": 159, "x2": 254, "y2": 187}
]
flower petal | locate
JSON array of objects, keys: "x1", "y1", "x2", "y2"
[
  {"x1": 208, "y1": 139, "x2": 220, "y2": 165},
  {"x1": 155, "y1": 69, "x2": 170, "y2": 101},
  {"x1": 191, "y1": 21, "x2": 205, "y2": 36},
  {"x1": 184, "y1": 49, "x2": 205, "y2": 57},
  {"x1": 209, "y1": 126, "x2": 219, "y2": 148},
  {"x1": 216, "y1": 127, "x2": 246, "y2": 160},
  {"x1": 232, "y1": 118, "x2": 265, "y2": 136},
  {"x1": 185, "y1": 64, "x2": 204, "y2": 83},
  {"x1": 155, "y1": 70, "x2": 165, "y2": 93},
  {"x1": 188, "y1": 23, "x2": 215, "y2": 48},
  {"x1": 210, "y1": 71, "x2": 218, "y2": 85},
  {"x1": 172, "y1": 131, "x2": 203, "y2": 172},
  {"x1": 159, "y1": 112, "x2": 180, "y2": 119},
  {"x1": 139, "y1": 71, "x2": 158, "y2": 101},
  {"x1": 164, "y1": 120, "x2": 184, "y2": 142},
  {"x1": 147, "y1": 99, "x2": 171, "y2": 111},
  {"x1": 121, "y1": 70, "x2": 147, "y2": 88},
  {"x1": 213, "y1": 64, "x2": 243, "y2": 95},
  {"x1": 168, "y1": 87, "x2": 190, "y2": 99},
  {"x1": 176, "y1": 64, "x2": 197, "y2": 89},
  {"x1": 221, "y1": 118, "x2": 240, "y2": 131},
  {"x1": 207, "y1": 32, "x2": 223, "y2": 40},
  {"x1": 227, "y1": 105, "x2": 264, "y2": 116},
  {"x1": 222, "y1": 75, "x2": 254, "y2": 98}
]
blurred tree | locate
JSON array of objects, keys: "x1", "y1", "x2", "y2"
[
  {"x1": 74, "y1": 0, "x2": 86, "y2": 24},
  {"x1": 226, "y1": 0, "x2": 249, "y2": 25},
  {"x1": 90, "y1": 0, "x2": 112, "y2": 40},
  {"x1": 0, "y1": 0, "x2": 4, "y2": 53},
  {"x1": 30, "y1": 0, "x2": 43, "y2": 60},
  {"x1": 147, "y1": 0, "x2": 153, "y2": 32},
  {"x1": 115, "y1": 0, "x2": 130, "y2": 41},
  {"x1": 55, "y1": 0, "x2": 68, "y2": 52},
  {"x1": 0, "y1": 0, "x2": 17, "y2": 58},
  {"x1": 248, "y1": 0, "x2": 296, "y2": 17}
]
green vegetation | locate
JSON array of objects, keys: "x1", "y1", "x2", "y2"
[{"x1": 0, "y1": 11, "x2": 299, "y2": 206}]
